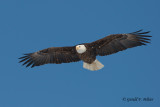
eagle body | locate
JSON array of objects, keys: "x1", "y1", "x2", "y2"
[
  {"x1": 77, "y1": 44, "x2": 96, "y2": 64},
  {"x1": 19, "y1": 30, "x2": 151, "y2": 71}
]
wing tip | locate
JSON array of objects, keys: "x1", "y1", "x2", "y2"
[
  {"x1": 130, "y1": 29, "x2": 151, "y2": 35},
  {"x1": 19, "y1": 53, "x2": 34, "y2": 68}
]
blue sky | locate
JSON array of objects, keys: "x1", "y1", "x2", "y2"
[{"x1": 0, "y1": 0, "x2": 160, "y2": 107}]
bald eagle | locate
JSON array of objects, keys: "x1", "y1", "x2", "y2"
[{"x1": 19, "y1": 30, "x2": 151, "y2": 71}]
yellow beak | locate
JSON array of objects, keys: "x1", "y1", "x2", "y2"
[{"x1": 76, "y1": 46, "x2": 79, "y2": 50}]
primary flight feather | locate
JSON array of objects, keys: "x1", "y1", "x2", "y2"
[{"x1": 19, "y1": 30, "x2": 151, "y2": 71}]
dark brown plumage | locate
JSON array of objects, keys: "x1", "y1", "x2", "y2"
[
  {"x1": 89, "y1": 29, "x2": 151, "y2": 56},
  {"x1": 19, "y1": 30, "x2": 151, "y2": 70},
  {"x1": 19, "y1": 47, "x2": 80, "y2": 68},
  {"x1": 77, "y1": 43, "x2": 97, "y2": 64}
]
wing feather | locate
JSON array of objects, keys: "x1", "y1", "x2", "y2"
[
  {"x1": 89, "y1": 30, "x2": 151, "y2": 56},
  {"x1": 19, "y1": 46, "x2": 80, "y2": 68}
]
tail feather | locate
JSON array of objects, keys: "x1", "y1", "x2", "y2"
[{"x1": 83, "y1": 59, "x2": 104, "y2": 71}]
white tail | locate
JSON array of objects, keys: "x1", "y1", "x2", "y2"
[{"x1": 83, "y1": 59, "x2": 104, "y2": 71}]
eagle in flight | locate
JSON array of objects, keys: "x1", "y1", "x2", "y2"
[{"x1": 19, "y1": 30, "x2": 151, "y2": 71}]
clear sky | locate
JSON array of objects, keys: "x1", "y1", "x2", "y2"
[{"x1": 0, "y1": 0, "x2": 160, "y2": 107}]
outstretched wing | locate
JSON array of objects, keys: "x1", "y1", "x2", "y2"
[
  {"x1": 19, "y1": 46, "x2": 80, "y2": 68},
  {"x1": 89, "y1": 30, "x2": 151, "y2": 56}
]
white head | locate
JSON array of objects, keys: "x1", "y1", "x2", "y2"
[{"x1": 76, "y1": 45, "x2": 87, "y2": 54}]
